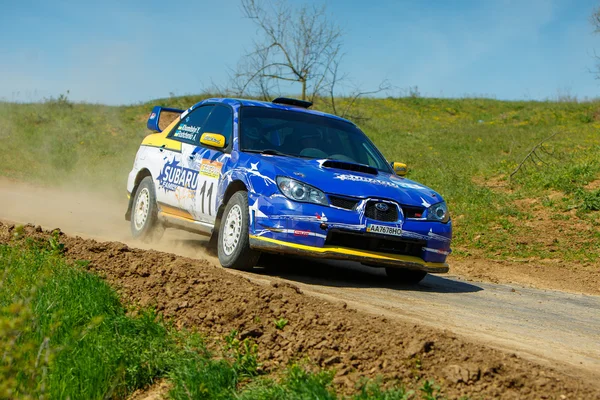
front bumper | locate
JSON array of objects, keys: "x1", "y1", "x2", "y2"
[
  {"x1": 249, "y1": 235, "x2": 449, "y2": 273},
  {"x1": 248, "y1": 192, "x2": 452, "y2": 273}
]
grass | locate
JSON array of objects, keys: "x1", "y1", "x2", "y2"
[
  {"x1": 0, "y1": 237, "x2": 177, "y2": 398},
  {"x1": 0, "y1": 233, "x2": 447, "y2": 399},
  {"x1": 1, "y1": 93, "x2": 599, "y2": 261}
]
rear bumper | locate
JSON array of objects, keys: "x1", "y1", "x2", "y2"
[{"x1": 249, "y1": 235, "x2": 449, "y2": 273}]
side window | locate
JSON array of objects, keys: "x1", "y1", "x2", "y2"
[
  {"x1": 199, "y1": 105, "x2": 233, "y2": 146},
  {"x1": 168, "y1": 105, "x2": 214, "y2": 144}
]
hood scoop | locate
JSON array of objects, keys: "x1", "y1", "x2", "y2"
[{"x1": 322, "y1": 160, "x2": 378, "y2": 175}]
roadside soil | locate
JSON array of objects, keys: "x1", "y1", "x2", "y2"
[
  {"x1": 450, "y1": 255, "x2": 600, "y2": 296},
  {"x1": 1, "y1": 222, "x2": 599, "y2": 399},
  {"x1": 462, "y1": 177, "x2": 600, "y2": 296}
]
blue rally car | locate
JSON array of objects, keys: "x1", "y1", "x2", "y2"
[{"x1": 125, "y1": 97, "x2": 451, "y2": 283}]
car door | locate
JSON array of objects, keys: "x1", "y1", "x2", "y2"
[
  {"x1": 182, "y1": 104, "x2": 233, "y2": 224},
  {"x1": 156, "y1": 105, "x2": 214, "y2": 217}
]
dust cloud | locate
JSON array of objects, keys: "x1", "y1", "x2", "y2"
[{"x1": 0, "y1": 177, "x2": 218, "y2": 264}]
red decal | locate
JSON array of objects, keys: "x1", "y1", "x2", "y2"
[{"x1": 294, "y1": 230, "x2": 310, "y2": 236}]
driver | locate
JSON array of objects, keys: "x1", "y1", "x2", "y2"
[
  {"x1": 296, "y1": 125, "x2": 327, "y2": 158},
  {"x1": 300, "y1": 130, "x2": 321, "y2": 150},
  {"x1": 241, "y1": 118, "x2": 264, "y2": 149}
]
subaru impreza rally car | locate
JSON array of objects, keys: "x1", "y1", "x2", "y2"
[{"x1": 125, "y1": 97, "x2": 451, "y2": 283}]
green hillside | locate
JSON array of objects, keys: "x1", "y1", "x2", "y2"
[{"x1": 1, "y1": 94, "x2": 599, "y2": 262}]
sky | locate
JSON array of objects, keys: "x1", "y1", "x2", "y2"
[{"x1": 0, "y1": 0, "x2": 598, "y2": 105}]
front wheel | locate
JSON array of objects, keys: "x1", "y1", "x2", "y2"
[
  {"x1": 385, "y1": 267, "x2": 427, "y2": 284},
  {"x1": 217, "y1": 191, "x2": 260, "y2": 270},
  {"x1": 130, "y1": 176, "x2": 164, "y2": 242}
]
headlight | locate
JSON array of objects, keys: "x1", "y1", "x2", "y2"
[
  {"x1": 426, "y1": 202, "x2": 450, "y2": 223},
  {"x1": 276, "y1": 177, "x2": 328, "y2": 205}
]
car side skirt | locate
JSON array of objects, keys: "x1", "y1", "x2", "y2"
[
  {"x1": 158, "y1": 210, "x2": 213, "y2": 237},
  {"x1": 249, "y1": 235, "x2": 449, "y2": 273}
]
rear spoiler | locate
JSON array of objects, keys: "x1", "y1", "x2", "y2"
[{"x1": 147, "y1": 105, "x2": 184, "y2": 132}]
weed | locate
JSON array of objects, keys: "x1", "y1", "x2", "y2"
[
  {"x1": 12, "y1": 225, "x2": 24, "y2": 240},
  {"x1": 541, "y1": 196, "x2": 555, "y2": 207},
  {"x1": 224, "y1": 330, "x2": 260, "y2": 377},
  {"x1": 73, "y1": 259, "x2": 91, "y2": 269},
  {"x1": 354, "y1": 377, "x2": 413, "y2": 399},
  {"x1": 274, "y1": 317, "x2": 289, "y2": 330},
  {"x1": 0, "y1": 300, "x2": 42, "y2": 399},
  {"x1": 47, "y1": 232, "x2": 65, "y2": 255},
  {"x1": 420, "y1": 379, "x2": 444, "y2": 400},
  {"x1": 577, "y1": 189, "x2": 600, "y2": 211}
]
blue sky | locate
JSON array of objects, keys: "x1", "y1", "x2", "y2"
[{"x1": 0, "y1": 0, "x2": 598, "y2": 104}]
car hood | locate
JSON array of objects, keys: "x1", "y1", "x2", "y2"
[{"x1": 249, "y1": 154, "x2": 443, "y2": 207}]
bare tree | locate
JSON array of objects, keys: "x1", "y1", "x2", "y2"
[
  {"x1": 593, "y1": 6, "x2": 600, "y2": 32},
  {"x1": 234, "y1": 0, "x2": 342, "y2": 102},
  {"x1": 592, "y1": 6, "x2": 600, "y2": 78},
  {"x1": 509, "y1": 132, "x2": 560, "y2": 181}
]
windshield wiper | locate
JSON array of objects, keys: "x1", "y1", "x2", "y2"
[
  {"x1": 260, "y1": 149, "x2": 288, "y2": 156},
  {"x1": 244, "y1": 149, "x2": 317, "y2": 159},
  {"x1": 244, "y1": 149, "x2": 290, "y2": 157}
]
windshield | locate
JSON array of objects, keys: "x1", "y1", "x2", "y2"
[{"x1": 239, "y1": 107, "x2": 392, "y2": 172}]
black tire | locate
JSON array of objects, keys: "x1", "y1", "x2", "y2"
[
  {"x1": 217, "y1": 191, "x2": 260, "y2": 270},
  {"x1": 130, "y1": 176, "x2": 164, "y2": 242},
  {"x1": 385, "y1": 267, "x2": 427, "y2": 284}
]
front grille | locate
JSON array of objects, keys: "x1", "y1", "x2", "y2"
[
  {"x1": 365, "y1": 201, "x2": 399, "y2": 222},
  {"x1": 329, "y1": 195, "x2": 359, "y2": 210},
  {"x1": 326, "y1": 230, "x2": 424, "y2": 257},
  {"x1": 401, "y1": 205, "x2": 425, "y2": 219}
]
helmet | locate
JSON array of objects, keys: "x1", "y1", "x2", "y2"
[
  {"x1": 241, "y1": 118, "x2": 266, "y2": 150},
  {"x1": 242, "y1": 118, "x2": 263, "y2": 141}
]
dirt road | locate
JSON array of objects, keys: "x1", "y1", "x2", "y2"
[{"x1": 1, "y1": 179, "x2": 599, "y2": 384}]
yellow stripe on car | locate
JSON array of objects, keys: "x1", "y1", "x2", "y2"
[
  {"x1": 249, "y1": 235, "x2": 448, "y2": 269},
  {"x1": 141, "y1": 117, "x2": 182, "y2": 152},
  {"x1": 159, "y1": 203, "x2": 195, "y2": 220}
]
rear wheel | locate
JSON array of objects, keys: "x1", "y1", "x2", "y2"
[
  {"x1": 385, "y1": 267, "x2": 427, "y2": 284},
  {"x1": 130, "y1": 176, "x2": 164, "y2": 241},
  {"x1": 218, "y1": 191, "x2": 260, "y2": 270}
]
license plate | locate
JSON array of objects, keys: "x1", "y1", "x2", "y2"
[{"x1": 366, "y1": 224, "x2": 403, "y2": 237}]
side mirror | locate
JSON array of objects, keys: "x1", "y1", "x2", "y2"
[
  {"x1": 391, "y1": 162, "x2": 408, "y2": 176},
  {"x1": 147, "y1": 106, "x2": 184, "y2": 132},
  {"x1": 200, "y1": 132, "x2": 226, "y2": 148}
]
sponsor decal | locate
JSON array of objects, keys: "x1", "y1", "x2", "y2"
[
  {"x1": 423, "y1": 247, "x2": 450, "y2": 256},
  {"x1": 199, "y1": 159, "x2": 223, "y2": 179},
  {"x1": 315, "y1": 212, "x2": 328, "y2": 222},
  {"x1": 174, "y1": 131, "x2": 197, "y2": 141},
  {"x1": 173, "y1": 124, "x2": 201, "y2": 141},
  {"x1": 203, "y1": 135, "x2": 221, "y2": 145},
  {"x1": 149, "y1": 112, "x2": 156, "y2": 120},
  {"x1": 366, "y1": 224, "x2": 403, "y2": 237},
  {"x1": 157, "y1": 159, "x2": 199, "y2": 192},
  {"x1": 293, "y1": 230, "x2": 310, "y2": 236},
  {"x1": 334, "y1": 174, "x2": 399, "y2": 189}
]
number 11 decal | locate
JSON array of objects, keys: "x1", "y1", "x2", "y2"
[{"x1": 198, "y1": 181, "x2": 214, "y2": 216}]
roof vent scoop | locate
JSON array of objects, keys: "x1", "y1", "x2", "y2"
[
  {"x1": 322, "y1": 160, "x2": 378, "y2": 175},
  {"x1": 272, "y1": 97, "x2": 313, "y2": 109}
]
